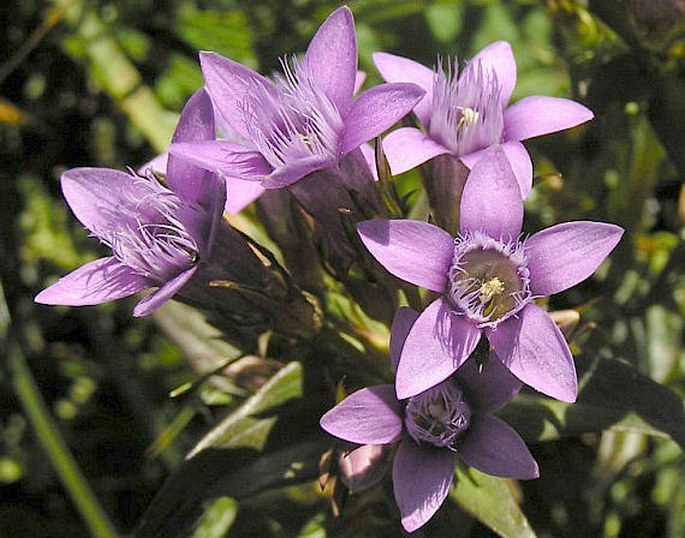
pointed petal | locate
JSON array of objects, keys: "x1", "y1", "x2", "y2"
[
  {"x1": 353, "y1": 71, "x2": 366, "y2": 95},
  {"x1": 393, "y1": 439, "x2": 456, "y2": 533},
  {"x1": 526, "y1": 221, "x2": 624, "y2": 296},
  {"x1": 501, "y1": 140, "x2": 533, "y2": 199},
  {"x1": 303, "y1": 6, "x2": 357, "y2": 114},
  {"x1": 358, "y1": 142, "x2": 378, "y2": 180},
  {"x1": 168, "y1": 140, "x2": 272, "y2": 182},
  {"x1": 373, "y1": 52, "x2": 434, "y2": 126},
  {"x1": 459, "y1": 146, "x2": 523, "y2": 238},
  {"x1": 200, "y1": 51, "x2": 275, "y2": 140},
  {"x1": 488, "y1": 303, "x2": 578, "y2": 402},
  {"x1": 265, "y1": 154, "x2": 334, "y2": 189},
  {"x1": 137, "y1": 153, "x2": 168, "y2": 176},
  {"x1": 320, "y1": 385, "x2": 403, "y2": 445},
  {"x1": 389, "y1": 307, "x2": 420, "y2": 373},
  {"x1": 356, "y1": 219, "x2": 454, "y2": 292},
  {"x1": 225, "y1": 177, "x2": 266, "y2": 213},
  {"x1": 132, "y1": 266, "x2": 197, "y2": 317},
  {"x1": 397, "y1": 298, "x2": 481, "y2": 399},
  {"x1": 382, "y1": 127, "x2": 450, "y2": 175},
  {"x1": 167, "y1": 89, "x2": 216, "y2": 204},
  {"x1": 35, "y1": 257, "x2": 146, "y2": 306},
  {"x1": 468, "y1": 41, "x2": 517, "y2": 106},
  {"x1": 454, "y1": 353, "x2": 522, "y2": 413},
  {"x1": 460, "y1": 415, "x2": 539, "y2": 479},
  {"x1": 504, "y1": 96, "x2": 594, "y2": 141},
  {"x1": 340, "y1": 83, "x2": 426, "y2": 156}
]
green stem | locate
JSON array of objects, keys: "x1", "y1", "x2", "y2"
[{"x1": 0, "y1": 285, "x2": 118, "y2": 538}]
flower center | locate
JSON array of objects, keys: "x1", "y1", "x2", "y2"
[
  {"x1": 448, "y1": 231, "x2": 531, "y2": 327},
  {"x1": 404, "y1": 381, "x2": 472, "y2": 450},
  {"x1": 456, "y1": 106, "x2": 480, "y2": 132}
]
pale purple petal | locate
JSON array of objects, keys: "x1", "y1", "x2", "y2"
[
  {"x1": 460, "y1": 415, "x2": 539, "y2": 479},
  {"x1": 454, "y1": 353, "x2": 522, "y2": 413},
  {"x1": 373, "y1": 52, "x2": 434, "y2": 127},
  {"x1": 526, "y1": 221, "x2": 624, "y2": 296},
  {"x1": 320, "y1": 385, "x2": 403, "y2": 445},
  {"x1": 225, "y1": 177, "x2": 266, "y2": 213},
  {"x1": 35, "y1": 257, "x2": 146, "y2": 306},
  {"x1": 468, "y1": 41, "x2": 517, "y2": 106},
  {"x1": 459, "y1": 146, "x2": 523, "y2": 238},
  {"x1": 137, "y1": 153, "x2": 168, "y2": 176},
  {"x1": 396, "y1": 298, "x2": 481, "y2": 399},
  {"x1": 389, "y1": 307, "x2": 420, "y2": 373},
  {"x1": 354, "y1": 71, "x2": 366, "y2": 95},
  {"x1": 504, "y1": 96, "x2": 594, "y2": 142},
  {"x1": 340, "y1": 83, "x2": 426, "y2": 156},
  {"x1": 167, "y1": 89, "x2": 216, "y2": 203},
  {"x1": 488, "y1": 303, "x2": 577, "y2": 402},
  {"x1": 265, "y1": 154, "x2": 334, "y2": 189},
  {"x1": 168, "y1": 140, "x2": 272, "y2": 182},
  {"x1": 359, "y1": 143, "x2": 378, "y2": 181},
  {"x1": 133, "y1": 266, "x2": 197, "y2": 317},
  {"x1": 200, "y1": 52, "x2": 275, "y2": 140},
  {"x1": 356, "y1": 219, "x2": 454, "y2": 292},
  {"x1": 501, "y1": 140, "x2": 533, "y2": 198},
  {"x1": 393, "y1": 439, "x2": 456, "y2": 533},
  {"x1": 382, "y1": 127, "x2": 450, "y2": 175}
]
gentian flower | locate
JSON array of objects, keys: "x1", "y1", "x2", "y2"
[
  {"x1": 373, "y1": 41, "x2": 594, "y2": 197},
  {"x1": 357, "y1": 147, "x2": 624, "y2": 402},
  {"x1": 321, "y1": 308, "x2": 538, "y2": 532}
]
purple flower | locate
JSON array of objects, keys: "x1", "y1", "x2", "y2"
[
  {"x1": 321, "y1": 308, "x2": 538, "y2": 532},
  {"x1": 168, "y1": 6, "x2": 424, "y2": 191},
  {"x1": 357, "y1": 146, "x2": 624, "y2": 402},
  {"x1": 373, "y1": 41, "x2": 594, "y2": 197}
]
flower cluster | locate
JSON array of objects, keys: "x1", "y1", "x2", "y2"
[{"x1": 36, "y1": 5, "x2": 624, "y2": 533}]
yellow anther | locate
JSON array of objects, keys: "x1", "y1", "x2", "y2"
[
  {"x1": 456, "y1": 107, "x2": 480, "y2": 131},
  {"x1": 478, "y1": 277, "x2": 505, "y2": 305}
]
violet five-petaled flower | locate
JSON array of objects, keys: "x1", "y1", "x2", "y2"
[
  {"x1": 373, "y1": 41, "x2": 594, "y2": 197},
  {"x1": 357, "y1": 146, "x2": 624, "y2": 402},
  {"x1": 167, "y1": 6, "x2": 425, "y2": 192},
  {"x1": 321, "y1": 308, "x2": 538, "y2": 533}
]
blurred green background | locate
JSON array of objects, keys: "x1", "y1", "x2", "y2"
[{"x1": 1, "y1": 0, "x2": 685, "y2": 536}]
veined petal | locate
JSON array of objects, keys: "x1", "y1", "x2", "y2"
[
  {"x1": 200, "y1": 51, "x2": 275, "y2": 140},
  {"x1": 320, "y1": 385, "x2": 403, "y2": 445},
  {"x1": 460, "y1": 146, "x2": 523, "y2": 238},
  {"x1": 35, "y1": 257, "x2": 146, "y2": 306},
  {"x1": 225, "y1": 177, "x2": 266, "y2": 213},
  {"x1": 373, "y1": 52, "x2": 434, "y2": 127},
  {"x1": 504, "y1": 96, "x2": 594, "y2": 141},
  {"x1": 460, "y1": 415, "x2": 539, "y2": 479},
  {"x1": 396, "y1": 298, "x2": 481, "y2": 399},
  {"x1": 382, "y1": 127, "x2": 451, "y2": 175},
  {"x1": 302, "y1": 6, "x2": 357, "y2": 114},
  {"x1": 356, "y1": 219, "x2": 454, "y2": 292},
  {"x1": 454, "y1": 353, "x2": 522, "y2": 413},
  {"x1": 389, "y1": 307, "x2": 420, "y2": 373},
  {"x1": 488, "y1": 303, "x2": 578, "y2": 402},
  {"x1": 265, "y1": 154, "x2": 334, "y2": 189},
  {"x1": 468, "y1": 41, "x2": 517, "y2": 106},
  {"x1": 340, "y1": 83, "x2": 425, "y2": 156},
  {"x1": 526, "y1": 221, "x2": 624, "y2": 296},
  {"x1": 460, "y1": 140, "x2": 533, "y2": 199},
  {"x1": 168, "y1": 140, "x2": 272, "y2": 182},
  {"x1": 133, "y1": 266, "x2": 197, "y2": 317},
  {"x1": 393, "y1": 439, "x2": 456, "y2": 533}
]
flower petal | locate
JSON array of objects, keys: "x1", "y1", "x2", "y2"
[
  {"x1": 454, "y1": 353, "x2": 522, "y2": 413},
  {"x1": 356, "y1": 219, "x2": 454, "y2": 292},
  {"x1": 35, "y1": 257, "x2": 146, "y2": 306},
  {"x1": 504, "y1": 96, "x2": 594, "y2": 141},
  {"x1": 468, "y1": 41, "x2": 517, "y2": 106},
  {"x1": 137, "y1": 153, "x2": 168, "y2": 176},
  {"x1": 373, "y1": 52, "x2": 434, "y2": 127},
  {"x1": 132, "y1": 266, "x2": 197, "y2": 317},
  {"x1": 396, "y1": 298, "x2": 481, "y2": 399},
  {"x1": 389, "y1": 307, "x2": 420, "y2": 373},
  {"x1": 265, "y1": 154, "x2": 334, "y2": 189},
  {"x1": 460, "y1": 414, "x2": 539, "y2": 479},
  {"x1": 393, "y1": 439, "x2": 456, "y2": 532},
  {"x1": 460, "y1": 140, "x2": 532, "y2": 198},
  {"x1": 168, "y1": 140, "x2": 272, "y2": 182},
  {"x1": 488, "y1": 303, "x2": 578, "y2": 402},
  {"x1": 225, "y1": 177, "x2": 266, "y2": 213},
  {"x1": 354, "y1": 70, "x2": 366, "y2": 95},
  {"x1": 200, "y1": 51, "x2": 275, "y2": 140},
  {"x1": 320, "y1": 385, "x2": 403, "y2": 445},
  {"x1": 340, "y1": 83, "x2": 426, "y2": 156},
  {"x1": 382, "y1": 127, "x2": 451, "y2": 175},
  {"x1": 459, "y1": 146, "x2": 523, "y2": 238},
  {"x1": 526, "y1": 221, "x2": 624, "y2": 296},
  {"x1": 302, "y1": 6, "x2": 357, "y2": 115}
]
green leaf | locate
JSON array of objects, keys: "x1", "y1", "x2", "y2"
[
  {"x1": 190, "y1": 497, "x2": 238, "y2": 538},
  {"x1": 451, "y1": 467, "x2": 538, "y2": 538}
]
